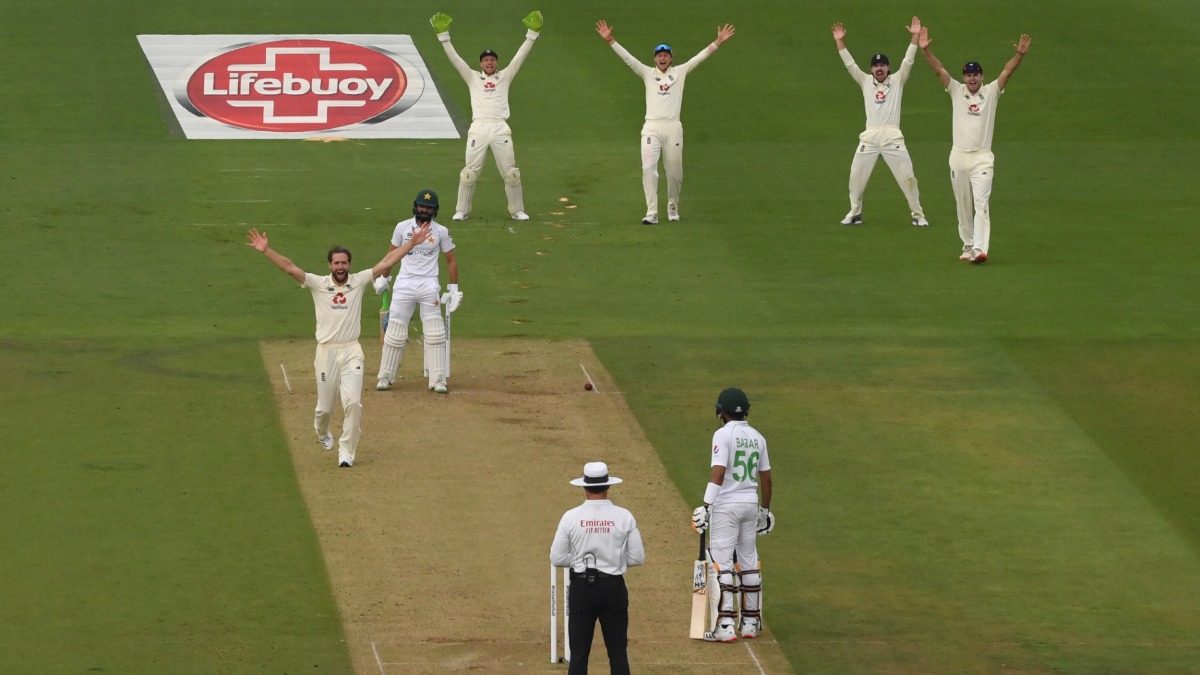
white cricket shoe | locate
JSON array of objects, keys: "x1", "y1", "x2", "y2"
[
  {"x1": 641, "y1": 213, "x2": 658, "y2": 225},
  {"x1": 431, "y1": 382, "x2": 448, "y2": 394},
  {"x1": 739, "y1": 618, "x2": 759, "y2": 640},
  {"x1": 970, "y1": 249, "x2": 988, "y2": 264},
  {"x1": 376, "y1": 378, "x2": 392, "y2": 391},
  {"x1": 667, "y1": 205, "x2": 680, "y2": 221},
  {"x1": 317, "y1": 432, "x2": 334, "y2": 451},
  {"x1": 912, "y1": 215, "x2": 929, "y2": 227},
  {"x1": 840, "y1": 213, "x2": 863, "y2": 225},
  {"x1": 452, "y1": 211, "x2": 468, "y2": 221},
  {"x1": 704, "y1": 623, "x2": 738, "y2": 643},
  {"x1": 959, "y1": 245, "x2": 973, "y2": 261},
  {"x1": 511, "y1": 211, "x2": 530, "y2": 221}
]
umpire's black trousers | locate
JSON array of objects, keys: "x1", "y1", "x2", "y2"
[{"x1": 568, "y1": 573, "x2": 630, "y2": 675}]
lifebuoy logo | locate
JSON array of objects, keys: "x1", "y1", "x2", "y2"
[{"x1": 183, "y1": 40, "x2": 409, "y2": 132}]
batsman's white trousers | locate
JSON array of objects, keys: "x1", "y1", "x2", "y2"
[
  {"x1": 640, "y1": 120, "x2": 684, "y2": 216},
  {"x1": 458, "y1": 120, "x2": 522, "y2": 215},
  {"x1": 949, "y1": 148, "x2": 995, "y2": 254},
  {"x1": 847, "y1": 126, "x2": 924, "y2": 218},
  {"x1": 314, "y1": 341, "x2": 364, "y2": 466},
  {"x1": 708, "y1": 501, "x2": 760, "y2": 572}
]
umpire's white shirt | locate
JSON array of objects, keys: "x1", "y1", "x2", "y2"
[
  {"x1": 550, "y1": 499, "x2": 646, "y2": 576},
  {"x1": 609, "y1": 41, "x2": 716, "y2": 122},
  {"x1": 948, "y1": 80, "x2": 1003, "y2": 151},
  {"x1": 303, "y1": 270, "x2": 372, "y2": 344},
  {"x1": 438, "y1": 30, "x2": 538, "y2": 124},
  {"x1": 839, "y1": 43, "x2": 917, "y2": 129},
  {"x1": 389, "y1": 218, "x2": 455, "y2": 280}
]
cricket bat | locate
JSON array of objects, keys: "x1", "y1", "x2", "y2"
[
  {"x1": 379, "y1": 289, "x2": 390, "y2": 345},
  {"x1": 689, "y1": 531, "x2": 708, "y2": 639}
]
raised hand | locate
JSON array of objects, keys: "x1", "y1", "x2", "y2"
[
  {"x1": 522, "y1": 10, "x2": 543, "y2": 32},
  {"x1": 907, "y1": 16, "x2": 921, "y2": 37},
  {"x1": 919, "y1": 26, "x2": 932, "y2": 50},
  {"x1": 430, "y1": 12, "x2": 452, "y2": 34},
  {"x1": 595, "y1": 19, "x2": 613, "y2": 43},
  {"x1": 246, "y1": 228, "x2": 268, "y2": 252},
  {"x1": 716, "y1": 23, "x2": 735, "y2": 45},
  {"x1": 1015, "y1": 33, "x2": 1032, "y2": 54},
  {"x1": 831, "y1": 22, "x2": 846, "y2": 42}
]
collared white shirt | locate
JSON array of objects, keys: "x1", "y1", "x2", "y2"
[
  {"x1": 948, "y1": 79, "x2": 1004, "y2": 151},
  {"x1": 388, "y1": 218, "x2": 455, "y2": 280},
  {"x1": 302, "y1": 269, "x2": 373, "y2": 345},
  {"x1": 839, "y1": 43, "x2": 917, "y2": 129},
  {"x1": 550, "y1": 499, "x2": 645, "y2": 575},
  {"x1": 609, "y1": 41, "x2": 715, "y2": 122},
  {"x1": 710, "y1": 420, "x2": 771, "y2": 504},
  {"x1": 438, "y1": 31, "x2": 538, "y2": 124}
]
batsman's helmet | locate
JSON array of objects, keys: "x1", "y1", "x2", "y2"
[
  {"x1": 715, "y1": 387, "x2": 750, "y2": 418},
  {"x1": 413, "y1": 189, "x2": 440, "y2": 223}
]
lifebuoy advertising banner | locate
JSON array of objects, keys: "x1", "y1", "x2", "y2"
[{"x1": 138, "y1": 34, "x2": 459, "y2": 139}]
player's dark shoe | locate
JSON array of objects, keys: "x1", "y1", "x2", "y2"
[
  {"x1": 840, "y1": 213, "x2": 863, "y2": 225},
  {"x1": 338, "y1": 461, "x2": 352, "y2": 468}
]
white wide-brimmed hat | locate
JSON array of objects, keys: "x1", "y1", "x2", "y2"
[{"x1": 569, "y1": 461, "x2": 623, "y2": 487}]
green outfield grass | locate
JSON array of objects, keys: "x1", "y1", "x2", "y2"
[{"x1": 3, "y1": 0, "x2": 1200, "y2": 673}]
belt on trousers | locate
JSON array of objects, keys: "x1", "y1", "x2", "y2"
[{"x1": 571, "y1": 571, "x2": 617, "y2": 580}]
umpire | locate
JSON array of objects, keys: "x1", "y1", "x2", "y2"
[{"x1": 550, "y1": 462, "x2": 646, "y2": 674}]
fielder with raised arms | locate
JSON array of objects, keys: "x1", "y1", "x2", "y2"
[
  {"x1": 374, "y1": 189, "x2": 460, "y2": 394},
  {"x1": 246, "y1": 222, "x2": 429, "y2": 467},
  {"x1": 432, "y1": 10, "x2": 542, "y2": 222},
  {"x1": 595, "y1": 19, "x2": 735, "y2": 225},
  {"x1": 691, "y1": 387, "x2": 774, "y2": 642},
  {"x1": 832, "y1": 17, "x2": 929, "y2": 228},
  {"x1": 920, "y1": 27, "x2": 1032, "y2": 263}
]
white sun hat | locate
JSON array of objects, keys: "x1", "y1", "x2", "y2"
[{"x1": 569, "y1": 461, "x2": 623, "y2": 487}]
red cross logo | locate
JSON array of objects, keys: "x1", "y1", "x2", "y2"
[{"x1": 186, "y1": 39, "x2": 409, "y2": 132}]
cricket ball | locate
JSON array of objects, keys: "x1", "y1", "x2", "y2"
[{"x1": 584, "y1": 382, "x2": 594, "y2": 391}]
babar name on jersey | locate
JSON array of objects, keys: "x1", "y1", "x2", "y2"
[{"x1": 735, "y1": 436, "x2": 760, "y2": 450}]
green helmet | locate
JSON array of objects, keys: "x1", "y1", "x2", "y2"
[
  {"x1": 413, "y1": 189, "x2": 440, "y2": 223},
  {"x1": 715, "y1": 387, "x2": 750, "y2": 417}
]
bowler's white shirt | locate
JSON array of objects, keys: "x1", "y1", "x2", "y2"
[
  {"x1": 389, "y1": 218, "x2": 455, "y2": 280},
  {"x1": 302, "y1": 269, "x2": 373, "y2": 345},
  {"x1": 949, "y1": 80, "x2": 1003, "y2": 151}
]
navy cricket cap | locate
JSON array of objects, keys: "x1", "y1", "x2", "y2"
[
  {"x1": 479, "y1": 49, "x2": 498, "y2": 61},
  {"x1": 870, "y1": 53, "x2": 889, "y2": 66},
  {"x1": 963, "y1": 61, "x2": 983, "y2": 74},
  {"x1": 654, "y1": 43, "x2": 671, "y2": 54}
]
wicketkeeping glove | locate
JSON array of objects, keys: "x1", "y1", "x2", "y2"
[
  {"x1": 522, "y1": 10, "x2": 544, "y2": 32},
  {"x1": 756, "y1": 507, "x2": 775, "y2": 536},
  {"x1": 430, "y1": 12, "x2": 452, "y2": 34},
  {"x1": 373, "y1": 276, "x2": 391, "y2": 295},
  {"x1": 691, "y1": 505, "x2": 710, "y2": 534}
]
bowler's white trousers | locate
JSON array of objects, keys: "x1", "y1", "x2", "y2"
[{"x1": 314, "y1": 341, "x2": 364, "y2": 466}]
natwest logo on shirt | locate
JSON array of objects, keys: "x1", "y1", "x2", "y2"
[{"x1": 184, "y1": 40, "x2": 406, "y2": 132}]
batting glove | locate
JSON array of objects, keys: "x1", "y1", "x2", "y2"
[
  {"x1": 755, "y1": 507, "x2": 775, "y2": 536},
  {"x1": 442, "y1": 283, "x2": 463, "y2": 313},
  {"x1": 522, "y1": 10, "x2": 544, "y2": 32},
  {"x1": 373, "y1": 276, "x2": 391, "y2": 295},
  {"x1": 691, "y1": 505, "x2": 709, "y2": 534},
  {"x1": 430, "y1": 12, "x2": 452, "y2": 34}
]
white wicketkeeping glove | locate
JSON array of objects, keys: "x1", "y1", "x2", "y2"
[
  {"x1": 441, "y1": 283, "x2": 463, "y2": 313},
  {"x1": 373, "y1": 276, "x2": 391, "y2": 295},
  {"x1": 756, "y1": 507, "x2": 775, "y2": 536},
  {"x1": 691, "y1": 505, "x2": 710, "y2": 534}
]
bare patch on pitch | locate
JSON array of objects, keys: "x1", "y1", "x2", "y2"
[{"x1": 262, "y1": 338, "x2": 792, "y2": 674}]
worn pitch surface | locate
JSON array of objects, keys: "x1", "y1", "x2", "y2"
[{"x1": 262, "y1": 337, "x2": 792, "y2": 674}]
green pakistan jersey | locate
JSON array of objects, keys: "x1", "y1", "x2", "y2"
[{"x1": 710, "y1": 420, "x2": 771, "y2": 504}]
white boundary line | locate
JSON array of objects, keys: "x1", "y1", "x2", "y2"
[
  {"x1": 279, "y1": 363, "x2": 292, "y2": 394},
  {"x1": 371, "y1": 640, "x2": 385, "y2": 675}
]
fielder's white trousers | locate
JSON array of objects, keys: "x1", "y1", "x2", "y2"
[
  {"x1": 640, "y1": 120, "x2": 684, "y2": 217},
  {"x1": 949, "y1": 148, "x2": 995, "y2": 253},
  {"x1": 314, "y1": 341, "x2": 364, "y2": 466},
  {"x1": 458, "y1": 120, "x2": 523, "y2": 215},
  {"x1": 847, "y1": 126, "x2": 924, "y2": 218}
]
